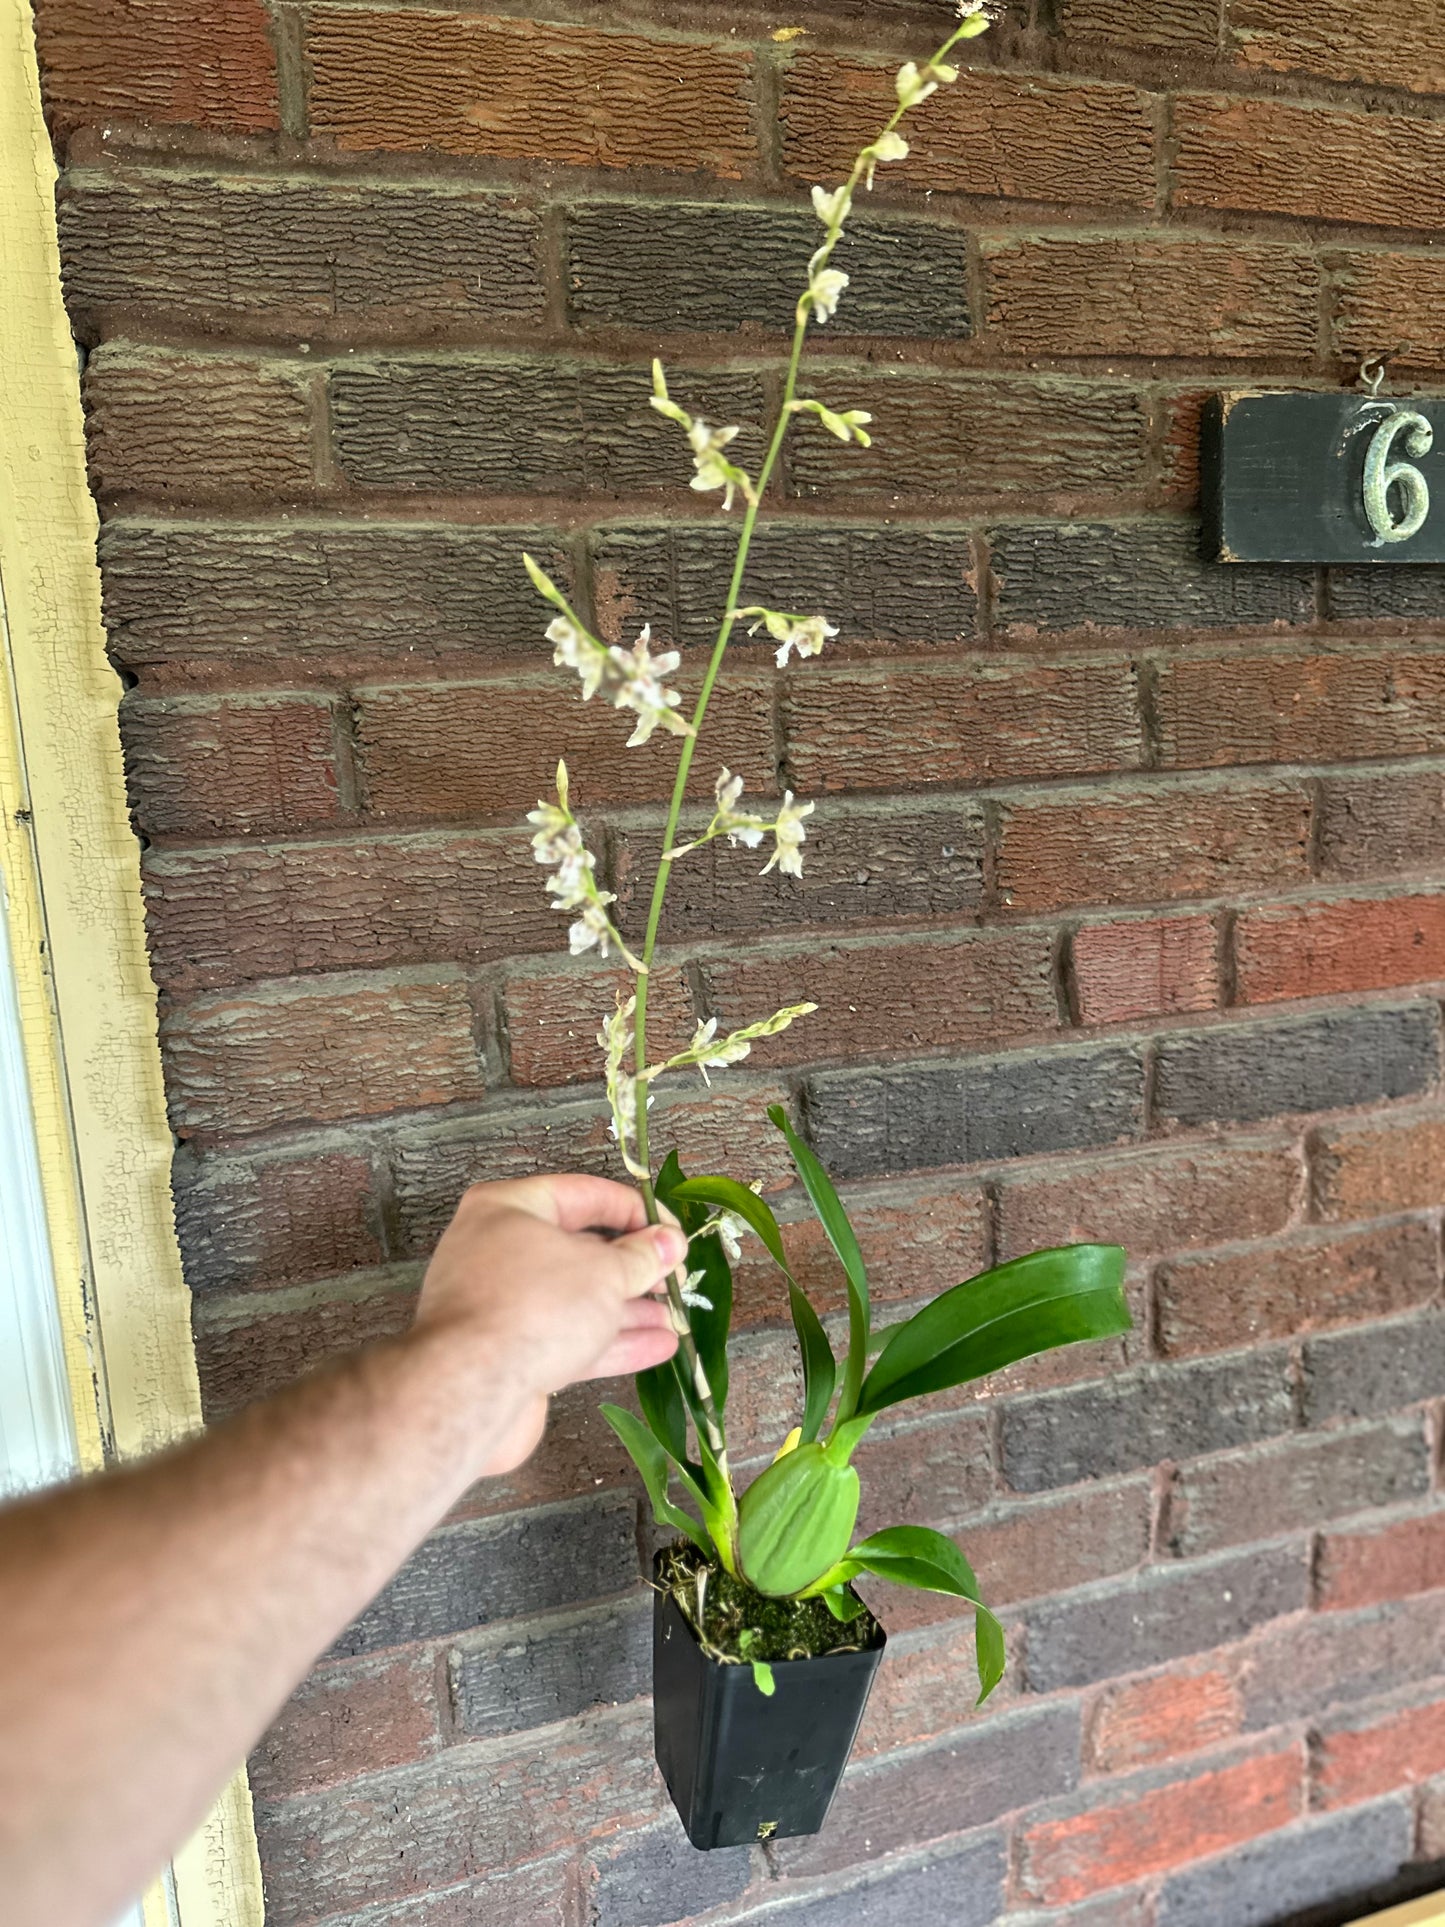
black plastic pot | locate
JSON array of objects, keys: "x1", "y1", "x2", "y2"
[{"x1": 652, "y1": 1561, "x2": 887, "y2": 1850}]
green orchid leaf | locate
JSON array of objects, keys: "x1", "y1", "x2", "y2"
[
  {"x1": 858, "y1": 1244, "x2": 1130, "y2": 1416},
  {"x1": 673, "y1": 1173, "x2": 836, "y2": 1443},
  {"x1": 636, "y1": 1359, "x2": 688, "y2": 1466},
  {"x1": 768, "y1": 1105, "x2": 869, "y2": 1426},
  {"x1": 750, "y1": 1659, "x2": 777, "y2": 1695},
  {"x1": 845, "y1": 1526, "x2": 1006, "y2": 1702},
  {"x1": 819, "y1": 1584, "x2": 869, "y2": 1624},
  {"x1": 656, "y1": 1154, "x2": 734, "y2": 1416},
  {"x1": 601, "y1": 1404, "x2": 715, "y2": 1562}
]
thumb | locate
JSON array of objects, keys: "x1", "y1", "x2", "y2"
[{"x1": 605, "y1": 1222, "x2": 688, "y2": 1299}]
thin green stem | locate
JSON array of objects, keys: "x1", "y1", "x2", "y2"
[{"x1": 625, "y1": 15, "x2": 979, "y2": 1476}]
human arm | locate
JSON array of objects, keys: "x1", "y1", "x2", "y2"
[{"x1": 0, "y1": 1174, "x2": 684, "y2": 1927}]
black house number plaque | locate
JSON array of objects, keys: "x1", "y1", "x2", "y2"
[{"x1": 1201, "y1": 390, "x2": 1445, "y2": 565}]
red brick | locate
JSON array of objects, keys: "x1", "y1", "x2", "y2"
[
  {"x1": 1229, "y1": 0, "x2": 1445, "y2": 95},
  {"x1": 1173, "y1": 93, "x2": 1445, "y2": 229},
  {"x1": 34, "y1": 0, "x2": 279, "y2": 137},
  {"x1": 782, "y1": 57, "x2": 1156, "y2": 209},
  {"x1": 306, "y1": 9, "x2": 756, "y2": 177},
  {"x1": 789, "y1": 374, "x2": 1152, "y2": 506},
  {"x1": 162, "y1": 976, "x2": 485, "y2": 1138},
  {"x1": 1017, "y1": 1749, "x2": 1303, "y2": 1904},
  {"x1": 123, "y1": 695, "x2": 344, "y2": 839},
  {"x1": 855, "y1": 1620, "x2": 1025, "y2": 1759},
  {"x1": 704, "y1": 928, "x2": 1060, "y2": 1069},
  {"x1": 1336, "y1": 252, "x2": 1445, "y2": 374},
  {"x1": 1157, "y1": 1221, "x2": 1441, "y2": 1358},
  {"x1": 1058, "y1": 0, "x2": 1221, "y2": 51},
  {"x1": 995, "y1": 780, "x2": 1312, "y2": 914},
  {"x1": 356, "y1": 673, "x2": 774, "y2": 825},
  {"x1": 143, "y1": 833, "x2": 561, "y2": 994},
  {"x1": 1073, "y1": 914, "x2": 1219, "y2": 1026},
  {"x1": 785, "y1": 660, "x2": 1141, "y2": 794},
  {"x1": 1157, "y1": 650, "x2": 1445, "y2": 771},
  {"x1": 959, "y1": 1480, "x2": 1152, "y2": 1613},
  {"x1": 984, "y1": 235, "x2": 1319, "y2": 361},
  {"x1": 83, "y1": 349, "x2": 313, "y2": 498},
  {"x1": 1316, "y1": 1509, "x2": 1445, "y2": 1612},
  {"x1": 996, "y1": 1139, "x2": 1302, "y2": 1263},
  {"x1": 1237, "y1": 894, "x2": 1445, "y2": 1005},
  {"x1": 1086, "y1": 1666, "x2": 1243, "y2": 1776},
  {"x1": 1317, "y1": 1695, "x2": 1445, "y2": 1809},
  {"x1": 1314, "y1": 1107, "x2": 1445, "y2": 1221},
  {"x1": 173, "y1": 1144, "x2": 382, "y2": 1295},
  {"x1": 502, "y1": 957, "x2": 696, "y2": 1088},
  {"x1": 250, "y1": 1650, "x2": 444, "y2": 1800}
]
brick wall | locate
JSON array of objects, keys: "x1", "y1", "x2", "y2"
[{"x1": 35, "y1": 0, "x2": 1445, "y2": 1919}]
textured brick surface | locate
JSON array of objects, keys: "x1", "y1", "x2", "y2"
[
  {"x1": 782, "y1": 59, "x2": 1156, "y2": 208},
  {"x1": 1302, "y1": 1310, "x2": 1445, "y2": 1425},
  {"x1": 1017, "y1": 1749, "x2": 1303, "y2": 1905},
  {"x1": 1156, "y1": 1220, "x2": 1442, "y2": 1357},
  {"x1": 1317, "y1": 1694, "x2": 1445, "y2": 1808},
  {"x1": 1239, "y1": 1590, "x2": 1445, "y2": 1727},
  {"x1": 1336, "y1": 251, "x2": 1445, "y2": 372},
  {"x1": 35, "y1": 0, "x2": 279, "y2": 136},
  {"x1": 588, "y1": 1825, "x2": 751, "y2": 1927},
  {"x1": 84, "y1": 349, "x2": 313, "y2": 497},
  {"x1": 172, "y1": 1142, "x2": 382, "y2": 1294},
  {"x1": 60, "y1": 176, "x2": 545, "y2": 332},
  {"x1": 250, "y1": 1650, "x2": 443, "y2": 1800},
  {"x1": 1000, "y1": 1350, "x2": 1294, "y2": 1494},
  {"x1": 1023, "y1": 1544, "x2": 1309, "y2": 1693},
  {"x1": 1154, "y1": 1798, "x2": 1414, "y2": 1927},
  {"x1": 1316, "y1": 1508, "x2": 1445, "y2": 1611},
  {"x1": 725, "y1": 1835, "x2": 1006, "y2": 1927},
  {"x1": 1318, "y1": 767, "x2": 1445, "y2": 882},
  {"x1": 1071, "y1": 914, "x2": 1219, "y2": 1026},
  {"x1": 307, "y1": 10, "x2": 757, "y2": 175},
  {"x1": 984, "y1": 235, "x2": 1319, "y2": 360},
  {"x1": 805, "y1": 1039, "x2": 1145, "y2": 1179},
  {"x1": 450, "y1": 1596, "x2": 651, "y2": 1740},
  {"x1": 1164, "y1": 1421, "x2": 1429, "y2": 1558},
  {"x1": 990, "y1": 521, "x2": 1314, "y2": 640},
  {"x1": 1153, "y1": 1004, "x2": 1440, "y2": 1129},
  {"x1": 1085, "y1": 1665, "x2": 1243, "y2": 1775},
  {"x1": 1237, "y1": 892, "x2": 1445, "y2": 1004},
  {"x1": 1229, "y1": 0, "x2": 1445, "y2": 94},
  {"x1": 122, "y1": 694, "x2": 343, "y2": 838}
]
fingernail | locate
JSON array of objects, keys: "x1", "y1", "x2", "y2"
[{"x1": 655, "y1": 1227, "x2": 687, "y2": 1267}]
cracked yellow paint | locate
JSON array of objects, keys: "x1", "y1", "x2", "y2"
[{"x1": 0, "y1": 6, "x2": 264, "y2": 1924}]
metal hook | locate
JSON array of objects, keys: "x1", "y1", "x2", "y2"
[{"x1": 1359, "y1": 354, "x2": 1387, "y2": 397}]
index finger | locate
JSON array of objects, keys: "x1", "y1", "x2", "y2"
[{"x1": 512, "y1": 1173, "x2": 654, "y2": 1236}]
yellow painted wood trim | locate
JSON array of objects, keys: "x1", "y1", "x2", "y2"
[
  {"x1": 0, "y1": 6, "x2": 265, "y2": 1925},
  {"x1": 1350, "y1": 1897, "x2": 1445, "y2": 1927}
]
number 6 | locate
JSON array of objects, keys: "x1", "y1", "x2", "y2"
[{"x1": 1363, "y1": 409, "x2": 1433, "y2": 543}]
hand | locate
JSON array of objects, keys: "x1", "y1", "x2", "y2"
[{"x1": 411, "y1": 1175, "x2": 685, "y2": 1475}]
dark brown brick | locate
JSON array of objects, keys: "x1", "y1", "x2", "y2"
[
  {"x1": 355, "y1": 672, "x2": 774, "y2": 823},
  {"x1": 1336, "y1": 250, "x2": 1445, "y2": 374},
  {"x1": 567, "y1": 200, "x2": 969, "y2": 339},
  {"x1": 1302, "y1": 1309, "x2": 1445, "y2": 1425},
  {"x1": 615, "y1": 796, "x2": 986, "y2": 943},
  {"x1": 123, "y1": 694, "x2": 343, "y2": 838},
  {"x1": 781, "y1": 57, "x2": 1156, "y2": 209},
  {"x1": 789, "y1": 375, "x2": 1151, "y2": 505},
  {"x1": 161, "y1": 975, "x2": 484, "y2": 1138},
  {"x1": 173, "y1": 1141, "x2": 382, "y2": 1295},
  {"x1": 995, "y1": 778, "x2": 1312, "y2": 913},
  {"x1": 100, "y1": 522, "x2": 571, "y2": 680},
  {"x1": 329, "y1": 358, "x2": 765, "y2": 496},
  {"x1": 306, "y1": 10, "x2": 757, "y2": 176},
  {"x1": 1058, "y1": 0, "x2": 1221, "y2": 51},
  {"x1": 702, "y1": 927, "x2": 1060, "y2": 1067},
  {"x1": 1157, "y1": 649, "x2": 1445, "y2": 770},
  {"x1": 996, "y1": 1138, "x2": 1302, "y2": 1263},
  {"x1": 194, "y1": 1284, "x2": 415, "y2": 1418},
  {"x1": 1165, "y1": 1420, "x2": 1430, "y2": 1558},
  {"x1": 59, "y1": 175, "x2": 544, "y2": 336},
  {"x1": 501, "y1": 957, "x2": 695, "y2": 1087},
  {"x1": 785, "y1": 658, "x2": 1142, "y2": 793},
  {"x1": 144, "y1": 832, "x2": 560, "y2": 994},
  {"x1": 1157, "y1": 1220, "x2": 1442, "y2": 1358},
  {"x1": 1318, "y1": 767, "x2": 1445, "y2": 881},
  {"x1": 984, "y1": 235, "x2": 1318, "y2": 360},
  {"x1": 953, "y1": 1478, "x2": 1153, "y2": 1611},
  {"x1": 587, "y1": 1823, "x2": 751, "y2": 1927},
  {"x1": 589, "y1": 521, "x2": 979, "y2": 655},
  {"x1": 35, "y1": 0, "x2": 279, "y2": 137},
  {"x1": 1173, "y1": 93, "x2": 1445, "y2": 229},
  {"x1": 1238, "y1": 1589, "x2": 1445, "y2": 1726},
  {"x1": 83, "y1": 348, "x2": 313, "y2": 498},
  {"x1": 990, "y1": 520, "x2": 1315, "y2": 641},
  {"x1": 1155, "y1": 1800, "x2": 1413, "y2": 1927},
  {"x1": 450, "y1": 1595, "x2": 651, "y2": 1740}
]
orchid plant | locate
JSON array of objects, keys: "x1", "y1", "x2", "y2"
[{"x1": 519, "y1": 3, "x2": 1130, "y2": 1699}]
